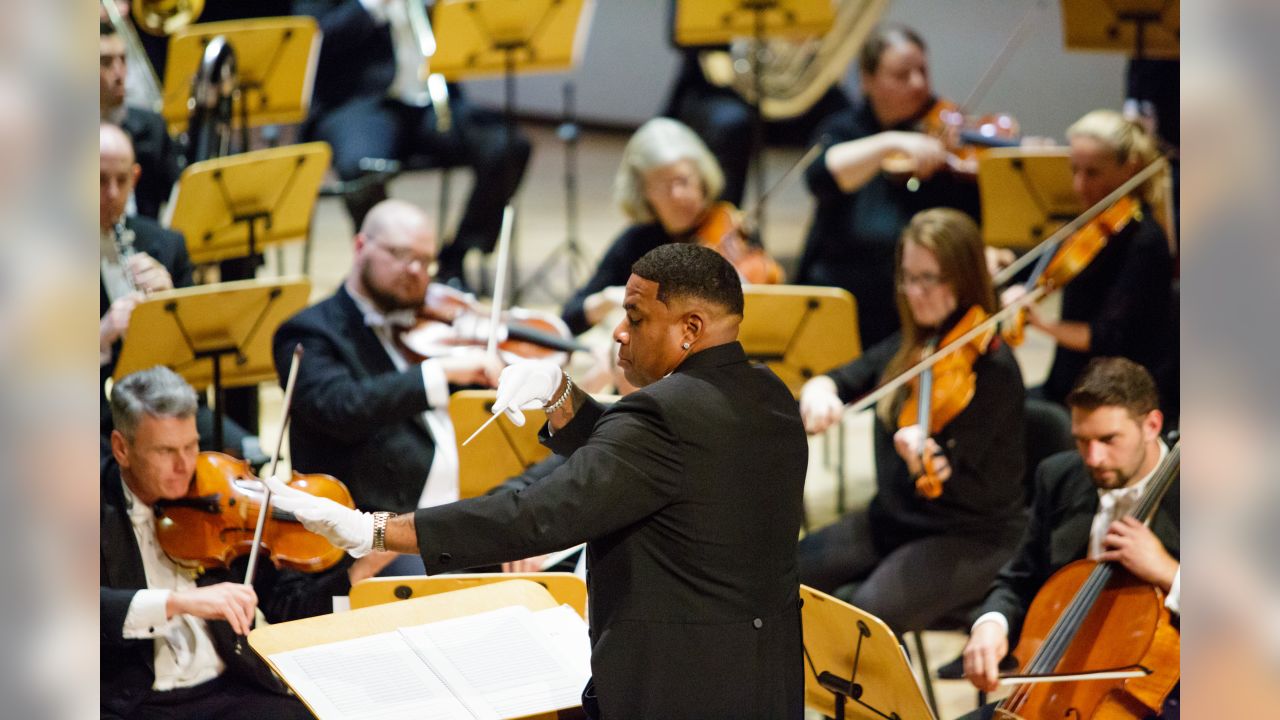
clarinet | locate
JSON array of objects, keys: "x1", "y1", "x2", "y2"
[{"x1": 114, "y1": 218, "x2": 141, "y2": 294}]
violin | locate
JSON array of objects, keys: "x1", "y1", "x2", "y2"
[
  {"x1": 896, "y1": 305, "x2": 995, "y2": 498},
  {"x1": 154, "y1": 452, "x2": 355, "y2": 573},
  {"x1": 400, "y1": 283, "x2": 584, "y2": 365},
  {"x1": 694, "y1": 201, "x2": 785, "y2": 284},
  {"x1": 882, "y1": 97, "x2": 1021, "y2": 186},
  {"x1": 995, "y1": 443, "x2": 1180, "y2": 720},
  {"x1": 1002, "y1": 195, "x2": 1142, "y2": 347}
]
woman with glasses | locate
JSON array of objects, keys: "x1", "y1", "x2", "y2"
[
  {"x1": 796, "y1": 24, "x2": 982, "y2": 350},
  {"x1": 560, "y1": 117, "x2": 729, "y2": 337},
  {"x1": 795, "y1": 208, "x2": 1027, "y2": 635}
]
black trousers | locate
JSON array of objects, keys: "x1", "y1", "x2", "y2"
[
  {"x1": 307, "y1": 94, "x2": 531, "y2": 277},
  {"x1": 106, "y1": 674, "x2": 311, "y2": 720},
  {"x1": 797, "y1": 509, "x2": 1019, "y2": 633}
]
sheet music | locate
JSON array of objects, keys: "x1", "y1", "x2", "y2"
[
  {"x1": 270, "y1": 632, "x2": 488, "y2": 720},
  {"x1": 399, "y1": 605, "x2": 591, "y2": 719}
]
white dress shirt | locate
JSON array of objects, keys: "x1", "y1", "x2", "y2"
[
  {"x1": 348, "y1": 287, "x2": 460, "y2": 508},
  {"x1": 119, "y1": 481, "x2": 225, "y2": 691},
  {"x1": 973, "y1": 442, "x2": 1179, "y2": 637}
]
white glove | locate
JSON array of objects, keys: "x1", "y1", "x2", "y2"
[
  {"x1": 799, "y1": 376, "x2": 844, "y2": 434},
  {"x1": 893, "y1": 425, "x2": 927, "y2": 458},
  {"x1": 265, "y1": 472, "x2": 375, "y2": 558},
  {"x1": 491, "y1": 359, "x2": 565, "y2": 427}
]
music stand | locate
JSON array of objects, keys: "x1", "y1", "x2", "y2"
[
  {"x1": 430, "y1": 0, "x2": 594, "y2": 302},
  {"x1": 1060, "y1": 0, "x2": 1179, "y2": 60},
  {"x1": 162, "y1": 142, "x2": 331, "y2": 266},
  {"x1": 449, "y1": 390, "x2": 553, "y2": 498},
  {"x1": 351, "y1": 573, "x2": 588, "y2": 619},
  {"x1": 801, "y1": 585, "x2": 937, "y2": 720},
  {"x1": 977, "y1": 147, "x2": 1083, "y2": 252},
  {"x1": 672, "y1": 0, "x2": 835, "y2": 238},
  {"x1": 112, "y1": 277, "x2": 310, "y2": 452},
  {"x1": 739, "y1": 285, "x2": 860, "y2": 396},
  {"x1": 249, "y1": 580, "x2": 573, "y2": 720},
  {"x1": 162, "y1": 16, "x2": 321, "y2": 144}
]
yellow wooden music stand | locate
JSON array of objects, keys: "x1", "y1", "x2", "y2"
[
  {"x1": 429, "y1": 0, "x2": 594, "y2": 80},
  {"x1": 111, "y1": 277, "x2": 310, "y2": 450},
  {"x1": 450, "y1": 390, "x2": 553, "y2": 498},
  {"x1": 672, "y1": 0, "x2": 836, "y2": 47},
  {"x1": 977, "y1": 147, "x2": 1083, "y2": 252},
  {"x1": 351, "y1": 573, "x2": 588, "y2": 620},
  {"x1": 161, "y1": 16, "x2": 321, "y2": 134},
  {"x1": 249, "y1": 580, "x2": 578, "y2": 720},
  {"x1": 801, "y1": 585, "x2": 936, "y2": 720},
  {"x1": 1060, "y1": 0, "x2": 1179, "y2": 60},
  {"x1": 740, "y1": 285, "x2": 860, "y2": 396},
  {"x1": 163, "y1": 142, "x2": 331, "y2": 265}
]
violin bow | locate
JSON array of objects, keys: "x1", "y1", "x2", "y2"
[
  {"x1": 243, "y1": 343, "x2": 304, "y2": 587},
  {"x1": 958, "y1": 0, "x2": 1045, "y2": 114},
  {"x1": 740, "y1": 143, "x2": 823, "y2": 236},
  {"x1": 841, "y1": 156, "x2": 1168, "y2": 418},
  {"x1": 486, "y1": 205, "x2": 516, "y2": 358},
  {"x1": 462, "y1": 206, "x2": 516, "y2": 447},
  {"x1": 994, "y1": 157, "x2": 1167, "y2": 286}
]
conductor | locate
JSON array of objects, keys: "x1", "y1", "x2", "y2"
[{"x1": 271, "y1": 243, "x2": 809, "y2": 719}]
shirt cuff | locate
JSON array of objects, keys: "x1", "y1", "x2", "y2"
[
  {"x1": 122, "y1": 589, "x2": 172, "y2": 639},
  {"x1": 357, "y1": 0, "x2": 389, "y2": 24},
  {"x1": 971, "y1": 611, "x2": 1009, "y2": 636},
  {"x1": 420, "y1": 361, "x2": 450, "y2": 408},
  {"x1": 1165, "y1": 567, "x2": 1180, "y2": 615}
]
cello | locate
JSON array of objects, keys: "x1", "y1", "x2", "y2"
[{"x1": 994, "y1": 443, "x2": 1180, "y2": 719}]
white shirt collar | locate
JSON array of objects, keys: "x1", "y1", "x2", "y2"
[
  {"x1": 1097, "y1": 440, "x2": 1169, "y2": 510},
  {"x1": 347, "y1": 282, "x2": 418, "y2": 329}
]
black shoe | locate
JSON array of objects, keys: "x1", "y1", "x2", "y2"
[{"x1": 936, "y1": 653, "x2": 1017, "y2": 680}]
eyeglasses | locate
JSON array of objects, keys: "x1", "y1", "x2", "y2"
[
  {"x1": 369, "y1": 239, "x2": 437, "y2": 273},
  {"x1": 898, "y1": 271, "x2": 947, "y2": 292}
]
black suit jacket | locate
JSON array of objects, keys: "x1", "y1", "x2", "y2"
[
  {"x1": 412, "y1": 342, "x2": 809, "y2": 719},
  {"x1": 100, "y1": 217, "x2": 193, "y2": 435},
  {"x1": 274, "y1": 286, "x2": 438, "y2": 513},
  {"x1": 977, "y1": 449, "x2": 1181, "y2": 645},
  {"x1": 121, "y1": 107, "x2": 183, "y2": 220},
  {"x1": 100, "y1": 462, "x2": 349, "y2": 717}
]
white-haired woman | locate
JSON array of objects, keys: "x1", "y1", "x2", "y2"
[{"x1": 559, "y1": 117, "x2": 726, "y2": 335}]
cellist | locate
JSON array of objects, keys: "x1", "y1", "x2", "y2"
[{"x1": 960, "y1": 357, "x2": 1179, "y2": 719}]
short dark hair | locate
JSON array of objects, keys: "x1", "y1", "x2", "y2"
[
  {"x1": 631, "y1": 243, "x2": 744, "y2": 316},
  {"x1": 1066, "y1": 357, "x2": 1160, "y2": 418},
  {"x1": 859, "y1": 23, "x2": 926, "y2": 75}
]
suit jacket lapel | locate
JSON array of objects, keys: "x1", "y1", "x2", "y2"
[
  {"x1": 333, "y1": 288, "x2": 432, "y2": 438},
  {"x1": 101, "y1": 467, "x2": 148, "y2": 590}
]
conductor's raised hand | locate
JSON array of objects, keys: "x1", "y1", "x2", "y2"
[
  {"x1": 491, "y1": 359, "x2": 564, "y2": 427},
  {"x1": 265, "y1": 472, "x2": 375, "y2": 558}
]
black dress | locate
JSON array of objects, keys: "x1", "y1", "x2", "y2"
[
  {"x1": 797, "y1": 100, "x2": 981, "y2": 348},
  {"x1": 797, "y1": 314, "x2": 1028, "y2": 631},
  {"x1": 1041, "y1": 209, "x2": 1175, "y2": 409}
]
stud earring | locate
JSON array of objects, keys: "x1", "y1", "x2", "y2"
[{"x1": 681, "y1": 342, "x2": 691, "y2": 350}]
